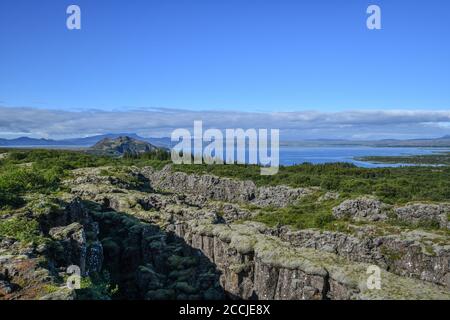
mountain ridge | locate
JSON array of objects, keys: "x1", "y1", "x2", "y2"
[
  {"x1": 87, "y1": 136, "x2": 159, "y2": 157},
  {"x1": 1, "y1": 134, "x2": 450, "y2": 148},
  {"x1": 0, "y1": 133, "x2": 172, "y2": 148}
]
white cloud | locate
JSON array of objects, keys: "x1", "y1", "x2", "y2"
[{"x1": 0, "y1": 106, "x2": 449, "y2": 140}]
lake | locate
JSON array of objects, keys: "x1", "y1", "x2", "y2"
[
  {"x1": 4, "y1": 145, "x2": 449, "y2": 168},
  {"x1": 279, "y1": 146, "x2": 449, "y2": 167}
]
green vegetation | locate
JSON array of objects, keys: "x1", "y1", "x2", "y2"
[
  {"x1": 1, "y1": 148, "x2": 450, "y2": 211},
  {"x1": 123, "y1": 148, "x2": 171, "y2": 161},
  {"x1": 387, "y1": 215, "x2": 442, "y2": 231},
  {"x1": 358, "y1": 152, "x2": 450, "y2": 165},
  {"x1": 42, "y1": 284, "x2": 60, "y2": 294},
  {"x1": 75, "y1": 272, "x2": 119, "y2": 300},
  {"x1": 99, "y1": 167, "x2": 146, "y2": 190},
  {"x1": 174, "y1": 162, "x2": 450, "y2": 204},
  {"x1": 0, "y1": 217, "x2": 45, "y2": 244},
  {"x1": 0, "y1": 149, "x2": 112, "y2": 208},
  {"x1": 0, "y1": 149, "x2": 170, "y2": 209},
  {"x1": 0, "y1": 163, "x2": 60, "y2": 208},
  {"x1": 249, "y1": 193, "x2": 340, "y2": 230},
  {"x1": 0, "y1": 148, "x2": 448, "y2": 300},
  {"x1": 380, "y1": 245, "x2": 405, "y2": 262}
]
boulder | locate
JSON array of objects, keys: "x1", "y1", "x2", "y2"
[
  {"x1": 395, "y1": 203, "x2": 449, "y2": 229},
  {"x1": 332, "y1": 197, "x2": 391, "y2": 222},
  {"x1": 253, "y1": 185, "x2": 312, "y2": 207},
  {"x1": 0, "y1": 280, "x2": 13, "y2": 296}
]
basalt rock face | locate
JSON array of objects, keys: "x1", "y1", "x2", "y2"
[
  {"x1": 63, "y1": 166, "x2": 450, "y2": 299},
  {"x1": 3, "y1": 165, "x2": 449, "y2": 300},
  {"x1": 91, "y1": 209, "x2": 224, "y2": 300},
  {"x1": 49, "y1": 223, "x2": 88, "y2": 275},
  {"x1": 0, "y1": 196, "x2": 104, "y2": 300},
  {"x1": 42, "y1": 197, "x2": 104, "y2": 277},
  {"x1": 266, "y1": 227, "x2": 450, "y2": 287},
  {"x1": 174, "y1": 221, "x2": 450, "y2": 300},
  {"x1": 141, "y1": 165, "x2": 312, "y2": 208},
  {"x1": 377, "y1": 232, "x2": 449, "y2": 286},
  {"x1": 174, "y1": 222, "x2": 330, "y2": 300}
]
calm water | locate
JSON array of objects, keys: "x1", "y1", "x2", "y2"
[
  {"x1": 5, "y1": 145, "x2": 449, "y2": 168},
  {"x1": 279, "y1": 147, "x2": 449, "y2": 168}
]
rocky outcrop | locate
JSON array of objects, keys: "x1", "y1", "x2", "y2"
[
  {"x1": 42, "y1": 165, "x2": 449, "y2": 300},
  {"x1": 395, "y1": 203, "x2": 449, "y2": 229},
  {"x1": 272, "y1": 227, "x2": 385, "y2": 265},
  {"x1": 0, "y1": 196, "x2": 106, "y2": 300},
  {"x1": 0, "y1": 239, "x2": 58, "y2": 300},
  {"x1": 265, "y1": 226, "x2": 450, "y2": 287},
  {"x1": 38, "y1": 197, "x2": 105, "y2": 276},
  {"x1": 332, "y1": 197, "x2": 450, "y2": 229},
  {"x1": 48, "y1": 222, "x2": 103, "y2": 276},
  {"x1": 91, "y1": 209, "x2": 224, "y2": 300},
  {"x1": 49, "y1": 223, "x2": 87, "y2": 274},
  {"x1": 174, "y1": 221, "x2": 450, "y2": 300},
  {"x1": 69, "y1": 166, "x2": 450, "y2": 290},
  {"x1": 209, "y1": 202, "x2": 253, "y2": 223},
  {"x1": 377, "y1": 232, "x2": 449, "y2": 286},
  {"x1": 252, "y1": 185, "x2": 312, "y2": 207},
  {"x1": 141, "y1": 165, "x2": 312, "y2": 208},
  {"x1": 332, "y1": 197, "x2": 391, "y2": 222}
]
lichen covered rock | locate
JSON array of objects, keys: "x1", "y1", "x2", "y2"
[
  {"x1": 332, "y1": 197, "x2": 391, "y2": 222},
  {"x1": 395, "y1": 203, "x2": 449, "y2": 229}
]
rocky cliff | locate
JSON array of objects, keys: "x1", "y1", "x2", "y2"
[{"x1": 1, "y1": 164, "x2": 449, "y2": 300}]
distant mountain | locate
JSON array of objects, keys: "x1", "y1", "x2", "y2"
[
  {"x1": 281, "y1": 135, "x2": 450, "y2": 148},
  {"x1": 2, "y1": 134, "x2": 450, "y2": 149},
  {"x1": 0, "y1": 136, "x2": 58, "y2": 146},
  {"x1": 88, "y1": 136, "x2": 159, "y2": 157},
  {"x1": 0, "y1": 133, "x2": 172, "y2": 148},
  {"x1": 371, "y1": 135, "x2": 450, "y2": 147}
]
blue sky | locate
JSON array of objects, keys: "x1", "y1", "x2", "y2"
[
  {"x1": 0, "y1": 0, "x2": 449, "y2": 139},
  {"x1": 1, "y1": 0, "x2": 449, "y2": 112}
]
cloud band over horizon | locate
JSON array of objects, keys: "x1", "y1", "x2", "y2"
[{"x1": 1, "y1": 106, "x2": 450, "y2": 140}]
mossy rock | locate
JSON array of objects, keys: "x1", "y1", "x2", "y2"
[
  {"x1": 168, "y1": 255, "x2": 198, "y2": 270},
  {"x1": 168, "y1": 268, "x2": 195, "y2": 282},
  {"x1": 145, "y1": 289, "x2": 175, "y2": 300},
  {"x1": 101, "y1": 237, "x2": 120, "y2": 256},
  {"x1": 174, "y1": 282, "x2": 197, "y2": 294}
]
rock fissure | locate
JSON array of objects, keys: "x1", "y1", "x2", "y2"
[{"x1": 1, "y1": 165, "x2": 449, "y2": 300}]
